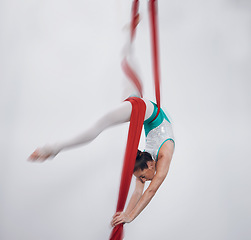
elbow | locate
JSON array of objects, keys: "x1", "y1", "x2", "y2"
[
  {"x1": 133, "y1": 191, "x2": 142, "y2": 198},
  {"x1": 147, "y1": 173, "x2": 168, "y2": 196},
  {"x1": 156, "y1": 170, "x2": 169, "y2": 183},
  {"x1": 147, "y1": 188, "x2": 157, "y2": 197}
]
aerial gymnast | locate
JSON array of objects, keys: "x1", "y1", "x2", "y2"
[{"x1": 28, "y1": 2, "x2": 175, "y2": 239}]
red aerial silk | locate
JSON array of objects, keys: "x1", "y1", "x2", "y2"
[
  {"x1": 121, "y1": 0, "x2": 143, "y2": 98},
  {"x1": 110, "y1": 1, "x2": 161, "y2": 239},
  {"x1": 121, "y1": 0, "x2": 161, "y2": 109},
  {"x1": 109, "y1": 97, "x2": 146, "y2": 240},
  {"x1": 121, "y1": 59, "x2": 143, "y2": 98},
  {"x1": 130, "y1": 0, "x2": 139, "y2": 41},
  {"x1": 148, "y1": 0, "x2": 161, "y2": 122}
]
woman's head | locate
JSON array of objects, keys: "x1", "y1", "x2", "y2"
[{"x1": 133, "y1": 150, "x2": 156, "y2": 183}]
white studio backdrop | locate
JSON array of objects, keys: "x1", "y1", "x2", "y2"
[{"x1": 0, "y1": 0, "x2": 251, "y2": 239}]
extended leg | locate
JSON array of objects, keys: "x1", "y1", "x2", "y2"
[
  {"x1": 121, "y1": 16, "x2": 143, "y2": 100},
  {"x1": 28, "y1": 101, "x2": 133, "y2": 161}
]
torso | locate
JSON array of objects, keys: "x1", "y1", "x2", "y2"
[
  {"x1": 141, "y1": 98, "x2": 175, "y2": 161},
  {"x1": 127, "y1": 96, "x2": 175, "y2": 161}
]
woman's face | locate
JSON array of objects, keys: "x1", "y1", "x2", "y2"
[{"x1": 134, "y1": 161, "x2": 156, "y2": 183}]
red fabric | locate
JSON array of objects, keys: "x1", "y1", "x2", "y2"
[
  {"x1": 121, "y1": 0, "x2": 143, "y2": 98},
  {"x1": 148, "y1": 0, "x2": 161, "y2": 122},
  {"x1": 109, "y1": 97, "x2": 146, "y2": 240},
  {"x1": 121, "y1": 58, "x2": 143, "y2": 98},
  {"x1": 109, "y1": 2, "x2": 161, "y2": 239},
  {"x1": 130, "y1": 0, "x2": 139, "y2": 41}
]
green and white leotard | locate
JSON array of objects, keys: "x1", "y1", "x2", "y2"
[{"x1": 143, "y1": 101, "x2": 175, "y2": 161}]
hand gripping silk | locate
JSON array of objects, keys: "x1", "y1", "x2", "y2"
[{"x1": 109, "y1": 97, "x2": 146, "y2": 240}]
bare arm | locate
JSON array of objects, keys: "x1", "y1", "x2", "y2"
[
  {"x1": 124, "y1": 177, "x2": 145, "y2": 215},
  {"x1": 111, "y1": 152, "x2": 172, "y2": 226},
  {"x1": 128, "y1": 160, "x2": 169, "y2": 221}
]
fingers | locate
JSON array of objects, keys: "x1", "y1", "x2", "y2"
[
  {"x1": 111, "y1": 212, "x2": 130, "y2": 227},
  {"x1": 112, "y1": 218, "x2": 124, "y2": 227},
  {"x1": 111, "y1": 212, "x2": 121, "y2": 227},
  {"x1": 112, "y1": 212, "x2": 122, "y2": 218},
  {"x1": 111, "y1": 215, "x2": 124, "y2": 227}
]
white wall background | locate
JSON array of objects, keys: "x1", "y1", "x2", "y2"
[{"x1": 1, "y1": 0, "x2": 250, "y2": 239}]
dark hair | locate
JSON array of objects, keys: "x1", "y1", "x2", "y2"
[{"x1": 133, "y1": 150, "x2": 153, "y2": 172}]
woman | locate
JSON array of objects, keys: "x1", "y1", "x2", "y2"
[{"x1": 28, "y1": 20, "x2": 175, "y2": 227}]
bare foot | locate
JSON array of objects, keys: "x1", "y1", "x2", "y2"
[
  {"x1": 133, "y1": 13, "x2": 140, "y2": 29},
  {"x1": 122, "y1": 13, "x2": 141, "y2": 31},
  {"x1": 28, "y1": 146, "x2": 57, "y2": 162}
]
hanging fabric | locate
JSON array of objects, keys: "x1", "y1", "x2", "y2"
[
  {"x1": 109, "y1": 97, "x2": 146, "y2": 240},
  {"x1": 110, "y1": 1, "x2": 162, "y2": 239},
  {"x1": 121, "y1": 0, "x2": 143, "y2": 98},
  {"x1": 121, "y1": 59, "x2": 143, "y2": 98},
  {"x1": 130, "y1": 0, "x2": 139, "y2": 41},
  {"x1": 148, "y1": 0, "x2": 161, "y2": 122}
]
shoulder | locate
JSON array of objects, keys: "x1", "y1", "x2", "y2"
[
  {"x1": 157, "y1": 140, "x2": 174, "y2": 160},
  {"x1": 155, "y1": 141, "x2": 174, "y2": 175}
]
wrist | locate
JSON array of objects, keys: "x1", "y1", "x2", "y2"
[{"x1": 127, "y1": 212, "x2": 135, "y2": 223}]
